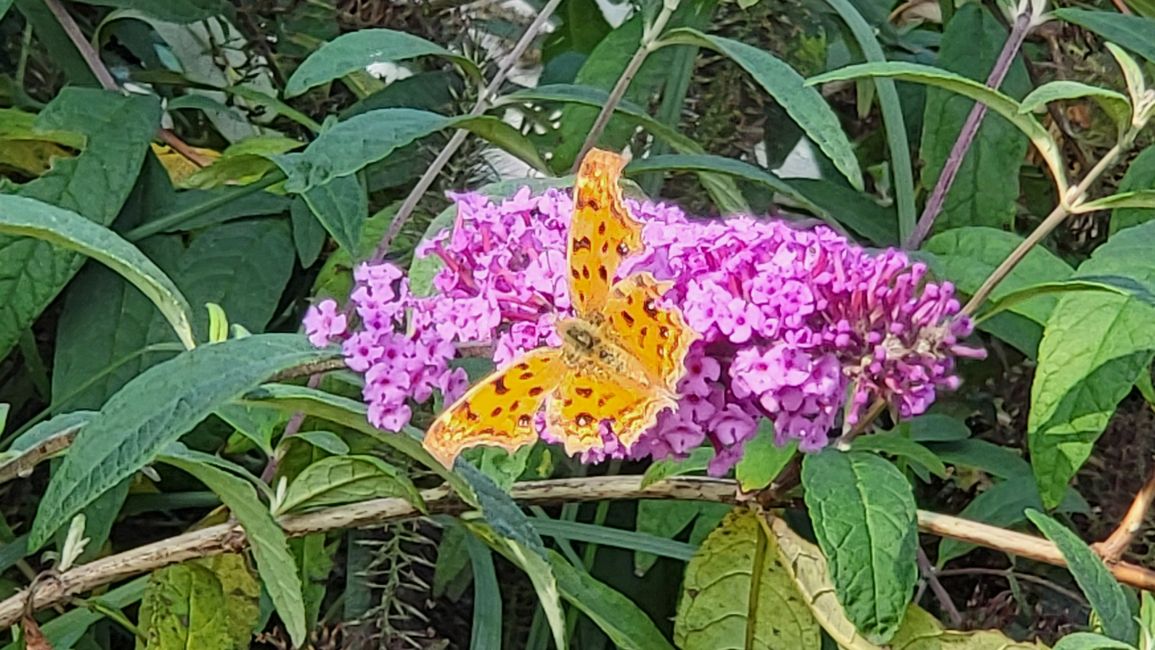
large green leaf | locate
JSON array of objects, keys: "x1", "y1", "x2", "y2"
[
  {"x1": 919, "y1": 4, "x2": 1031, "y2": 232},
  {"x1": 552, "y1": 551, "x2": 676, "y2": 650},
  {"x1": 633, "y1": 500, "x2": 701, "y2": 574},
  {"x1": 284, "y1": 28, "x2": 479, "y2": 97},
  {"x1": 0, "y1": 196, "x2": 195, "y2": 353},
  {"x1": 28, "y1": 334, "x2": 333, "y2": 549},
  {"x1": 658, "y1": 28, "x2": 863, "y2": 190},
  {"x1": 464, "y1": 531, "x2": 502, "y2": 650},
  {"x1": 1051, "y1": 9, "x2": 1155, "y2": 65},
  {"x1": 276, "y1": 455, "x2": 422, "y2": 514},
  {"x1": 289, "y1": 533, "x2": 334, "y2": 633},
  {"x1": 1026, "y1": 510, "x2": 1136, "y2": 643},
  {"x1": 302, "y1": 173, "x2": 367, "y2": 254},
  {"x1": 808, "y1": 62, "x2": 1066, "y2": 192},
  {"x1": 136, "y1": 554, "x2": 258, "y2": 650},
  {"x1": 1029, "y1": 221, "x2": 1155, "y2": 508},
  {"x1": 162, "y1": 453, "x2": 308, "y2": 647},
  {"x1": 802, "y1": 449, "x2": 918, "y2": 644},
  {"x1": 0, "y1": 90, "x2": 163, "y2": 357},
  {"x1": 889, "y1": 604, "x2": 1050, "y2": 649},
  {"x1": 674, "y1": 509, "x2": 820, "y2": 649},
  {"x1": 1110, "y1": 146, "x2": 1155, "y2": 235},
  {"x1": 274, "y1": 109, "x2": 547, "y2": 194}
]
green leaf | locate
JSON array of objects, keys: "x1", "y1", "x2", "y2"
[
  {"x1": 982, "y1": 275, "x2": 1155, "y2": 323},
  {"x1": 456, "y1": 460, "x2": 547, "y2": 560},
  {"x1": 291, "y1": 431, "x2": 350, "y2": 456},
  {"x1": 0, "y1": 196, "x2": 196, "y2": 353},
  {"x1": 1030, "y1": 220, "x2": 1155, "y2": 507},
  {"x1": 926, "y1": 438, "x2": 1030, "y2": 479},
  {"x1": 532, "y1": 517, "x2": 697, "y2": 562},
  {"x1": 904, "y1": 414, "x2": 971, "y2": 442},
  {"x1": 290, "y1": 196, "x2": 326, "y2": 267},
  {"x1": 161, "y1": 453, "x2": 308, "y2": 647},
  {"x1": 919, "y1": 4, "x2": 1031, "y2": 232},
  {"x1": 276, "y1": 455, "x2": 423, "y2": 514},
  {"x1": 302, "y1": 173, "x2": 368, "y2": 254},
  {"x1": 938, "y1": 475, "x2": 1088, "y2": 566},
  {"x1": 137, "y1": 563, "x2": 233, "y2": 649},
  {"x1": 1026, "y1": 509, "x2": 1137, "y2": 643},
  {"x1": 674, "y1": 509, "x2": 821, "y2": 649},
  {"x1": 924, "y1": 226, "x2": 1073, "y2": 356},
  {"x1": 552, "y1": 551, "x2": 676, "y2": 650},
  {"x1": 1053, "y1": 633, "x2": 1137, "y2": 650},
  {"x1": 0, "y1": 90, "x2": 165, "y2": 357},
  {"x1": 183, "y1": 134, "x2": 301, "y2": 189},
  {"x1": 640, "y1": 446, "x2": 714, "y2": 488},
  {"x1": 888, "y1": 603, "x2": 1050, "y2": 648},
  {"x1": 820, "y1": 0, "x2": 915, "y2": 239},
  {"x1": 802, "y1": 449, "x2": 918, "y2": 643},
  {"x1": 284, "y1": 28, "x2": 479, "y2": 97},
  {"x1": 28, "y1": 335, "x2": 333, "y2": 549},
  {"x1": 137, "y1": 553, "x2": 259, "y2": 650},
  {"x1": 71, "y1": 0, "x2": 227, "y2": 23},
  {"x1": 1020, "y1": 81, "x2": 1131, "y2": 133},
  {"x1": 289, "y1": 534, "x2": 334, "y2": 632},
  {"x1": 274, "y1": 109, "x2": 547, "y2": 193},
  {"x1": 808, "y1": 62, "x2": 1066, "y2": 193},
  {"x1": 852, "y1": 433, "x2": 947, "y2": 478},
  {"x1": 658, "y1": 28, "x2": 863, "y2": 191},
  {"x1": 736, "y1": 419, "x2": 798, "y2": 491},
  {"x1": 0, "y1": 576, "x2": 147, "y2": 650},
  {"x1": 465, "y1": 532, "x2": 502, "y2": 650},
  {"x1": 1110, "y1": 146, "x2": 1155, "y2": 235},
  {"x1": 633, "y1": 500, "x2": 701, "y2": 574},
  {"x1": 1051, "y1": 9, "x2": 1155, "y2": 65},
  {"x1": 624, "y1": 154, "x2": 816, "y2": 216},
  {"x1": 1082, "y1": 191, "x2": 1155, "y2": 214}
]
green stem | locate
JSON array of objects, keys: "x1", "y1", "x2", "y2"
[{"x1": 122, "y1": 172, "x2": 285, "y2": 242}]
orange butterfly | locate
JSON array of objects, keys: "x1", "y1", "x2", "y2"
[{"x1": 423, "y1": 149, "x2": 699, "y2": 468}]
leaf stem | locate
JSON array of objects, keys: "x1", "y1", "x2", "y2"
[
  {"x1": 374, "y1": 0, "x2": 564, "y2": 260},
  {"x1": 1092, "y1": 464, "x2": 1155, "y2": 563},
  {"x1": 122, "y1": 172, "x2": 286, "y2": 242},
  {"x1": 906, "y1": 8, "x2": 1033, "y2": 249},
  {"x1": 571, "y1": 1, "x2": 681, "y2": 172}
]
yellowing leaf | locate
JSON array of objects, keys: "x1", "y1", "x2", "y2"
[
  {"x1": 136, "y1": 554, "x2": 258, "y2": 650},
  {"x1": 674, "y1": 509, "x2": 821, "y2": 649},
  {"x1": 151, "y1": 142, "x2": 221, "y2": 186}
]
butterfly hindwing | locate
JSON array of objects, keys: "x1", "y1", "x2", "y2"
[
  {"x1": 568, "y1": 149, "x2": 644, "y2": 318},
  {"x1": 423, "y1": 348, "x2": 565, "y2": 467},
  {"x1": 545, "y1": 364, "x2": 676, "y2": 455},
  {"x1": 601, "y1": 272, "x2": 700, "y2": 393}
]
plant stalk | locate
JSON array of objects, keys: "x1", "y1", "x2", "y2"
[
  {"x1": 571, "y1": 1, "x2": 680, "y2": 171},
  {"x1": 905, "y1": 9, "x2": 1033, "y2": 249}
]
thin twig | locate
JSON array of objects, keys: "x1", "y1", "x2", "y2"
[
  {"x1": 917, "y1": 547, "x2": 963, "y2": 627},
  {"x1": 374, "y1": 0, "x2": 564, "y2": 260},
  {"x1": 7, "y1": 475, "x2": 1155, "y2": 626},
  {"x1": 905, "y1": 8, "x2": 1033, "y2": 248},
  {"x1": 1093, "y1": 462, "x2": 1155, "y2": 562},
  {"x1": 935, "y1": 567, "x2": 1088, "y2": 606},
  {"x1": 571, "y1": 1, "x2": 680, "y2": 171}
]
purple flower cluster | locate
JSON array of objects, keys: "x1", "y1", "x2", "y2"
[{"x1": 304, "y1": 186, "x2": 983, "y2": 475}]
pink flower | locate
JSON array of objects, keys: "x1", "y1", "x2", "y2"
[{"x1": 303, "y1": 299, "x2": 347, "y2": 347}]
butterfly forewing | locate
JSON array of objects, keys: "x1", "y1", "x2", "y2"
[
  {"x1": 567, "y1": 149, "x2": 644, "y2": 318},
  {"x1": 423, "y1": 348, "x2": 565, "y2": 467}
]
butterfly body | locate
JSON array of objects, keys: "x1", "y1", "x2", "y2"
[{"x1": 423, "y1": 150, "x2": 698, "y2": 468}]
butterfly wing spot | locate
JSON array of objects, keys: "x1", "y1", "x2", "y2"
[
  {"x1": 575, "y1": 413, "x2": 594, "y2": 427},
  {"x1": 600, "y1": 242, "x2": 609, "y2": 254},
  {"x1": 643, "y1": 299, "x2": 658, "y2": 317},
  {"x1": 600, "y1": 272, "x2": 700, "y2": 393},
  {"x1": 575, "y1": 386, "x2": 593, "y2": 398},
  {"x1": 597, "y1": 265, "x2": 608, "y2": 281},
  {"x1": 616, "y1": 242, "x2": 630, "y2": 255},
  {"x1": 659, "y1": 326, "x2": 670, "y2": 338},
  {"x1": 423, "y1": 348, "x2": 565, "y2": 467},
  {"x1": 620, "y1": 310, "x2": 635, "y2": 327},
  {"x1": 574, "y1": 236, "x2": 592, "y2": 251},
  {"x1": 582, "y1": 265, "x2": 591, "y2": 280},
  {"x1": 598, "y1": 222, "x2": 606, "y2": 235},
  {"x1": 571, "y1": 268, "x2": 580, "y2": 280}
]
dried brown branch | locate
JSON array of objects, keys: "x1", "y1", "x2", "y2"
[
  {"x1": 5, "y1": 475, "x2": 1155, "y2": 627},
  {"x1": 1093, "y1": 463, "x2": 1155, "y2": 562}
]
